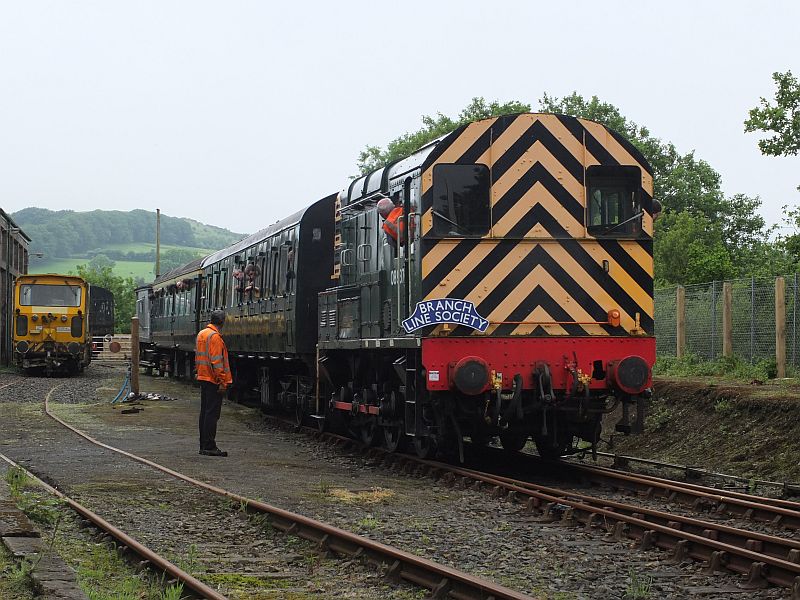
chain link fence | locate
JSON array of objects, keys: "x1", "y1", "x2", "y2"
[{"x1": 655, "y1": 274, "x2": 800, "y2": 366}]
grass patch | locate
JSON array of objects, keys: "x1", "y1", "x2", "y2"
[
  {"x1": 7, "y1": 480, "x2": 179, "y2": 600},
  {"x1": 328, "y1": 487, "x2": 395, "y2": 504},
  {"x1": 0, "y1": 543, "x2": 36, "y2": 600},
  {"x1": 357, "y1": 516, "x2": 380, "y2": 530},
  {"x1": 654, "y1": 353, "x2": 779, "y2": 381},
  {"x1": 624, "y1": 568, "x2": 652, "y2": 599}
]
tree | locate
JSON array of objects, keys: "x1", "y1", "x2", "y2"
[
  {"x1": 744, "y1": 70, "x2": 800, "y2": 158},
  {"x1": 88, "y1": 253, "x2": 115, "y2": 271},
  {"x1": 74, "y1": 264, "x2": 136, "y2": 334},
  {"x1": 654, "y1": 212, "x2": 734, "y2": 285},
  {"x1": 158, "y1": 248, "x2": 206, "y2": 273},
  {"x1": 357, "y1": 97, "x2": 531, "y2": 173}
]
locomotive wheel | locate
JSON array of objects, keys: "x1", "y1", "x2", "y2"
[
  {"x1": 499, "y1": 430, "x2": 528, "y2": 452},
  {"x1": 413, "y1": 435, "x2": 437, "y2": 459},
  {"x1": 383, "y1": 424, "x2": 405, "y2": 453},
  {"x1": 359, "y1": 418, "x2": 379, "y2": 447}
]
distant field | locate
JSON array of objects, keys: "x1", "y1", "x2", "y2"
[
  {"x1": 30, "y1": 258, "x2": 155, "y2": 280},
  {"x1": 90, "y1": 242, "x2": 212, "y2": 254}
]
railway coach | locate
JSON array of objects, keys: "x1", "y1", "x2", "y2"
[{"x1": 142, "y1": 112, "x2": 657, "y2": 462}]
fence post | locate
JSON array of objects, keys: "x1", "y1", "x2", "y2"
[
  {"x1": 750, "y1": 277, "x2": 755, "y2": 362},
  {"x1": 131, "y1": 317, "x2": 140, "y2": 395},
  {"x1": 794, "y1": 272, "x2": 797, "y2": 368},
  {"x1": 710, "y1": 281, "x2": 717, "y2": 359},
  {"x1": 676, "y1": 285, "x2": 685, "y2": 358},
  {"x1": 722, "y1": 282, "x2": 732, "y2": 357},
  {"x1": 776, "y1": 277, "x2": 786, "y2": 378}
]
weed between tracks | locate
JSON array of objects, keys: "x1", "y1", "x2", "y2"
[
  {"x1": 624, "y1": 568, "x2": 652, "y2": 599},
  {"x1": 3, "y1": 468, "x2": 185, "y2": 600}
]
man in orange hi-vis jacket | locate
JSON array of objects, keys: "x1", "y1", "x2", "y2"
[
  {"x1": 378, "y1": 197, "x2": 405, "y2": 248},
  {"x1": 195, "y1": 310, "x2": 233, "y2": 456}
]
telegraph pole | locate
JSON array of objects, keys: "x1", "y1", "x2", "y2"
[{"x1": 155, "y1": 208, "x2": 161, "y2": 278}]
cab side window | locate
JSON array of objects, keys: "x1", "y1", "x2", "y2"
[
  {"x1": 431, "y1": 164, "x2": 490, "y2": 237},
  {"x1": 586, "y1": 165, "x2": 642, "y2": 237}
]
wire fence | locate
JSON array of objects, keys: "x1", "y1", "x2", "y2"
[{"x1": 655, "y1": 274, "x2": 800, "y2": 365}]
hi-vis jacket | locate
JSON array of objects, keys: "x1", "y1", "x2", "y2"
[
  {"x1": 195, "y1": 324, "x2": 232, "y2": 386},
  {"x1": 382, "y1": 206, "x2": 405, "y2": 245}
]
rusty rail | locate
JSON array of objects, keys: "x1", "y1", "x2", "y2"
[
  {"x1": 264, "y1": 417, "x2": 800, "y2": 592},
  {"x1": 369, "y1": 450, "x2": 800, "y2": 590},
  {"x1": 0, "y1": 452, "x2": 228, "y2": 600},
  {"x1": 529, "y1": 454, "x2": 800, "y2": 530},
  {"x1": 43, "y1": 387, "x2": 534, "y2": 600},
  {"x1": 591, "y1": 450, "x2": 800, "y2": 498}
]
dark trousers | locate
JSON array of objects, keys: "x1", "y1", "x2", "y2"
[{"x1": 199, "y1": 381, "x2": 223, "y2": 451}]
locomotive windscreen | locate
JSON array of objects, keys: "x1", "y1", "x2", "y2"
[{"x1": 431, "y1": 164, "x2": 491, "y2": 236}]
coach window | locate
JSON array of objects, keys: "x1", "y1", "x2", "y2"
[
  {"x1": 220, "y1": 270, "x2": 228, "y2": 308},
  {"x1": 277, "y1": 245, "x2": 288, "y2": 296},
  {"x1": 431, "y1": 164, "x2": 490, "y2": 237},
  {"x1": 586, "y1": 166, "x2": 642, "y2": 237},
  {"x1": 259, "y1": 254, "x2": 268, "y2": 299}
]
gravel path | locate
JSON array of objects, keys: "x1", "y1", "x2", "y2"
[
  {"x1": 0, "y1": 365, "x2": 789, "y2": 599},
  {"x1": 0, "y1": 368, "x2": 426, "y2": 599}
]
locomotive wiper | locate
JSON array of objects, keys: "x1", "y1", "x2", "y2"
[
  {"x1": 598, "y1": 210, "x2": 644, "y2": 235},
  {"x1": 432, "y1": 210, "x2": 470, "y2": 235}
]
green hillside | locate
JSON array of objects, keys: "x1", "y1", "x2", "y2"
[
  {"x1": 13, "y1": 208, "x2": 245, "y2": 282},
  {"x1": 30, "y1": 257, "x2": 156, "y2": 280},
  {"x1": 12, "y1": 208, "x2": 244, "y2": 257}
]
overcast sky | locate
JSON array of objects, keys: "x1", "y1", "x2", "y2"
[{"x1": 1, "y1": 1, "x2": 798, "y2": 235}]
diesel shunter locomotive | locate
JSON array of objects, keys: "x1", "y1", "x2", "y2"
[
  {"x1": 13, "y1": 274, "x2": 98, "y2": 375},
  {"x1": 143, "y1": 113, "x2": 656, "y2": 461}
]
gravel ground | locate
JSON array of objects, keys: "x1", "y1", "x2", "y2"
[
  {"x1": 0, "y1": 367, "x2": 426, "y2": 600},
  {"x1": 0, "y1": 363, "x2": 791, "y2": 599}
]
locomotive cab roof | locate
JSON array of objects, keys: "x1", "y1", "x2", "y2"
[{"x1": 342, "y1": 113, "x2": 653, "y2": 210}]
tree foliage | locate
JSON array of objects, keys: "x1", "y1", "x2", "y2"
[
  {"x1": 74, "y1": 264, "x2": 136, "y2": 334},
  {"x1": 744, "y1": 70, "x2": 800, "y2": 158},
  {"x1": 357, "y1": 97, "x2": 531, "y2": 174},
  {"x1": 158, "y1": 248, "x2": 207, "y2": 273}
]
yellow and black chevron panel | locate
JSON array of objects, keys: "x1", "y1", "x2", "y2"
[{"x1": 419, "y1": 113, "x2": 654, "y2": 338}]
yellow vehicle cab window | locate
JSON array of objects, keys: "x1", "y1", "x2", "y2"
[{"x1": 20, "y1": 284, "x2": 82, "y2": 307}]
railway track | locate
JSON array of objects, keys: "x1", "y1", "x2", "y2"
[
  {"x1": 37, "y1": 386, "x2": 533, "y2": 600},
  {"x1": 268, "y1": 417, "x2": 800, "y2": 596},
  {"x1": 587, "y1": 450, "x2": 800, "y2": 498},
  {"x1": 0, "y1": 452, "x2": 229, "y2": 600},
  {"x1": 526, "y1": 452, "x2": 800, "y2": 530}
]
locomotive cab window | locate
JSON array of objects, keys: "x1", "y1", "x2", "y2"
[
  {"x1": 431, "y1": 164, "x2": 490, "y2": 237},
  {"x1": 20, "y1": 284, "x2": 82, "y2": 307},
  {"x1": 586, "y1": 165, "x2": 642, "y2": 237}
]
